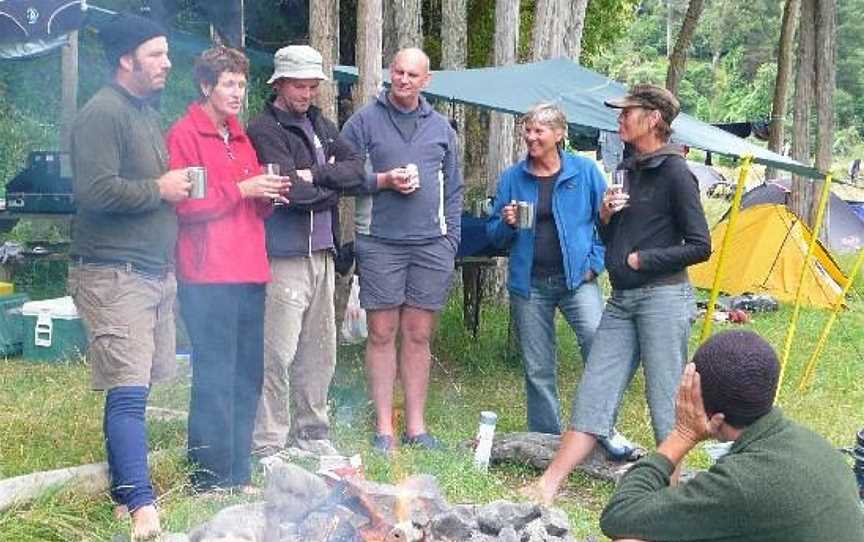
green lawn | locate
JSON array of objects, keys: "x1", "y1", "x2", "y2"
[{"x1": 1, "y1": 276, "x2": 862, "y2": 541}]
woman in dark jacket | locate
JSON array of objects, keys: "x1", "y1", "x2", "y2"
[{"x1": 524, "y1": 85, "x2": 710, "y2": 505}]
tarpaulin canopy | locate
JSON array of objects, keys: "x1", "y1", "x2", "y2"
[
  {"x1": 334, "y1": 58, "x2": 821, "y2": 179},
  {"x1": 0, "y1": 0, "x2": 86, "y2": 58}
]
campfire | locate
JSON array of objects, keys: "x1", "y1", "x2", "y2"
[{"x1": 184, "y1": 457, "x2": 578, "y2": 542}]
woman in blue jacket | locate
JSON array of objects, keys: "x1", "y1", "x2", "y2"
[{"x1": 487, "y1": 102, "x2": 608, "y2": 437}]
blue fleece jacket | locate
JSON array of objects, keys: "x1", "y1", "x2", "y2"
[
  {"x1": 487, "y1": 151, "x2": 606, "y2": 298},
  {"x1": 340, "y1": 91, "x2": 463, "y2": 245}
]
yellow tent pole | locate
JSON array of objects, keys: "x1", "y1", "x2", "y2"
[
  {"x1": 699, "y1": 155, "x2": 753, "y2": 343},
  {"x1": 776, "y1": 173, "x2": 833, "y2": 402},
  {"x1": 797, "y1": 247, "x2": 864, "y2": 391}
]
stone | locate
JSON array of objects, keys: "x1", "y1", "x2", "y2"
[
  {"x1": 188, "y1": 502, "x2": 265, "y2": 542},
  {"x1": 429, "y1": 509, "x2": 474, "y2": 541},
  {"x1": 496, "y1": 526, "x2": 519, "y2": 542},
  {"x1": 263, "y1": 457, "x2": 329, "y2": 530},
  {"x1": 475, "y1": 500, "x2": 542, "y2": 535},
  {"x1": 298, "y1": 509, "x2": 360, "y2": 541},
  {"x1": 543, "y1": 507, "x2": 571, "y2": 538}
]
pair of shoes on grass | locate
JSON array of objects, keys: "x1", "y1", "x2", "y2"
[{"x1": 372, "y1": 432, "x2": 443, "y2": 453}]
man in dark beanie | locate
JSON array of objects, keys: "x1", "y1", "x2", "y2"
[
  {"x1": 69, "y1": 11, "x2": 191, "y2": 540},
  {"x1": 600, "y1": 330, "x2": 864, "y2": 542}
]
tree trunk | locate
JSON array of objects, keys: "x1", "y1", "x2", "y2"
[
  {"x1": 486, "y1": 0, "x2": 520, "y2": 304},
  {"x1": 382, "y1": 0, "x2": 398, "y2": 64},
  {"x1": 666, "y1": 0, "x2": 674, "y2": 56},
  {"x1": 310, "y1": 0, "x2": 340, "y2": 120},
  {"x1": 813, "y1": 0, "x2": 835, "y2": 174},
  {"x1": 563, "y1": 0, "x2": 590, "y2": 61},
  {"x1": 394, "y1": 0, "x2": 423, "y2": 50},
  {"x1": 665, "y1": 0, "x2": 705, "y2": 94},
  {"x1": 60, "y1": 31, "x2": 78, "y2": 153},
  {"x1": 811, "y1": 0, "x2": 836, "y2": 245},
  {"x1": 790, "y1": 0, "x2": 815, "y2": 226},
  {"x1": 485, "y1": 0, "x2": 520, "y2": 194},
  {"x1": 531, "y1": 0, "x2": 567, "y2": 61},
  {"x1": 441, "y1": 0, "x2": 468, "y2": 179},
  {"x1": 766, "y1": 0, "x2": 800, "y2": 180},
  {"x1": 354, "y1": 0, "x2": 384, "y2": 107}
]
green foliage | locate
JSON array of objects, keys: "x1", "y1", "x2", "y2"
[{"x1": 581, "y1": 0, "x2": 640, "y2": 64}]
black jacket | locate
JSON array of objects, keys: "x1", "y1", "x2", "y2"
[
  {"x1": 599, "y1": 144, "x2": 711, "y2": 290},
  {"x1": 247, "y1": 101, "x2": 365, "y2": 259}
]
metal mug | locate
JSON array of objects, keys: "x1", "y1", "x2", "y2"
[
  {"x1": 516, "y1": 201, "x2": 534, "y2": 230},
  {"x1": 187, "y1": 166, "x2": 206, "y2": 199},
  {"x1": 405, "y1": 163, "x2": 420, "y2": 190}
]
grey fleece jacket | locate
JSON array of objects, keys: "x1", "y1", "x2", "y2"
[{"x1": 340, "y1": 91, "x2": 463, "y2": 245}]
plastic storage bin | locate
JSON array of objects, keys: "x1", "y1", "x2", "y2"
[
  {"x1": 22, "y1": 296, "x2": 87, "y2": 362},
  {"x1": 0, "y1": 293, "x2": 29, "y2": 356}
]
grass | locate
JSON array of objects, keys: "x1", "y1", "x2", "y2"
[{"x1": 1, "y1": 271, "x2": 863, "y2": 540}]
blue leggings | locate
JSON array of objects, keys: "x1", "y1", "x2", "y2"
[{"x1": 104, "y1": 386, "x2": 154, "y2": 512}]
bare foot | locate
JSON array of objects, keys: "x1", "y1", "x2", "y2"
[
  {"x1": 130, "y1": 504, "x2": 161, "y2": 541},
  {"x1": 114, "y1": 504, "x2": 129, "y2": 520},
  {"x1": 518, "y1": 479, "x2": 556, "y2": 507}
]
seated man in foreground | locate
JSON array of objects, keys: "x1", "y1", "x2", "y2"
[{"x1": 600, "y1": 330, "x2": 864, "y2": 542}]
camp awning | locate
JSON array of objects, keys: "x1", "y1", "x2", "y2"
[
  {"x1": 334, "y1": 58, "x2": 820, "y2": 179},
  {"x1": 0, "y1": 0, "x2": 87, "y2": 58}
]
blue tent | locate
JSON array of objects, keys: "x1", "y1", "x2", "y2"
[{"x1": 334, "y1": 58, "x2": 820, "y2": 179}]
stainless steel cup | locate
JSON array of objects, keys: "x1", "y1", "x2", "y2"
[
  {"x1": 517, "y1": 201, "x2": 534, "y2": 229},
  {"x1": 405, "y1": 163, "x2": 420, "y2": 189},
  {"x1": 188, "y1": 167, "x2": 206, "y2": 199}
]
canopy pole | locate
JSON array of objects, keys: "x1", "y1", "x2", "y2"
[
  {"x1": 776, "y1": 173, "x2": 833, "y2": 403},
  {"x1": 698, "y1": 155, "x2": 753, "y2": 343},
  {"x1": 797, "y1": 247, "x2": 863, "y2": 392}
]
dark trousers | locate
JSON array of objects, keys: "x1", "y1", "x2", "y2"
[
  {"x1": 104, "y1": 386, "x2": 154, "y2": 511},
  {"x1": 179, "y1": 282, "x2": 265, "y2": 488}
]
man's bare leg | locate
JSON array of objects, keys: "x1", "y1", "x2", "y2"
[
  {"x1": 398, "y1": 306, "x2": 436, "y2": 437},
  {"x1": 365, "y1": 308, "x2": 401, "y2": 436},
  {"x1": 130, "y1": 504, "x2": 161, "y2": 541},
  {"x1": 528, "y1": 430, "x2": 598, "y2": 505}
]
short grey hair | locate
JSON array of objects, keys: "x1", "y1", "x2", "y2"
[{"x1": 521, "y1": 102, "x2": 568, "y2": 136}]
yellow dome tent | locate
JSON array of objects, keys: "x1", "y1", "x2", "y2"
[{"x1": 689, "y1": 204, "x2": 849, "y2": 309}]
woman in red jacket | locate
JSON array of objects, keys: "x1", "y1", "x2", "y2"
[{"x1": 166, "y1": 46, "x2": 289, "y2": 491}]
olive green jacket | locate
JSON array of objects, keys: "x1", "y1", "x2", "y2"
[
  {"x1": 70, "y1": 84, "x2": 177, "y2": 269},
  {"x1": 601, "y1": 409, "x2": 864, "y2": 542}
]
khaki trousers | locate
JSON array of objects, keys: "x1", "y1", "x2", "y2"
[{"x1": 253, "y1": 252, "x2": 336, "y2": 453}]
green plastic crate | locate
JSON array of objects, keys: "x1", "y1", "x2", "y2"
[
  {"x1": 22, "y1": 296, "x2": 87, "y2": 362},
  {"x1": 0, "y1": 293, "x2": 29, "y2": 356}
]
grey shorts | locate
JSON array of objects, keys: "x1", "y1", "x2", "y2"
[
  {"x1": 68, "y1": 263, "x2": 177, "y2": 391},
  {"x1": 354, "y1": 235, "x2": 456, "y2": 311}
]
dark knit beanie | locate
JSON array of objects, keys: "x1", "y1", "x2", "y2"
[
  {"x1": 98, "y1": 13, "x2": 167, "y2": 68},
  {"x1": 692, "y1": 330, "x2": 780, "y2": 428}
]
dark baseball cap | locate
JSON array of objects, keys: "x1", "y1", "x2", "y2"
[{"x1": 605, "y1": 84, "x2": 681, "y2": 124}]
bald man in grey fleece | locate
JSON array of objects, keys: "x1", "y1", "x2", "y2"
[{"x1": 341, "y1": 48, "x2": 463, "y2": 453}]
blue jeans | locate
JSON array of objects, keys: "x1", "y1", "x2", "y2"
[
  {"x1": 104, "y1": 386, "x2": 154, "y2": 512},
  {"x1": 180, "y1": 283, "x2": 265, "y2": 489},
  {"x1": 512, "y1": 275, "x2": 604, "y2": 434},
  {"x1": 569, "y1": 282, "x2": 697, "y2": 443}
]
